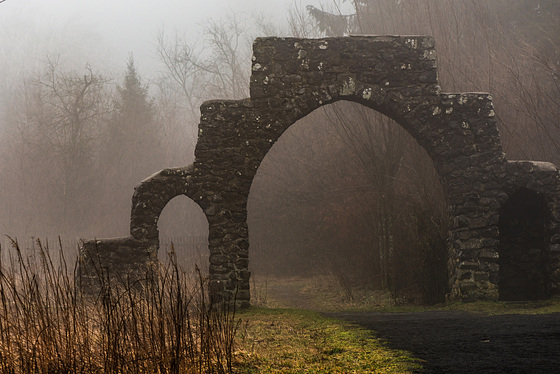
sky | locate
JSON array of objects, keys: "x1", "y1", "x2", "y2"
[{"x1": 0, "y1": 0, "x2": 354, "y2": 80}]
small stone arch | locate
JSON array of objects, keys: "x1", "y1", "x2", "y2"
[
  {"x1": 498, "y1": 160, "x2": 560, "y2": 299},
  {"x1": 130, "y1": 165, "x2": 198, "y2": 241},
  {"x1": 78, "y1": 165, "x2": 207, "y2": 290},
  {"x1": 157, "y1": 194, "x2": 210, "y2": 271},
  {"x1": 498, "y1": 188, "x2": 549, "y2": 300},
  {"x1": 79, "y1": 36, "x2": 560, "y2": 306}
]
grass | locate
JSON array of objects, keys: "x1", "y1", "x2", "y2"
[
  {"x1": 0, "y1": 238, "x2": 239, "y2": 373},
  {"x1": 234, "y1": 308, "x2": 420, "y2": 373},
  {"x1": 351, "y1": 298, "x2": 560, "y2": 315},
  {"x1": 437, "y1": 299, "x2": 560, "y2": 315}
]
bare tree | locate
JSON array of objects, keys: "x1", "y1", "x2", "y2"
[
  {"x1": 157, "y1": 13, "x2": 251, "y2": 110},
  {"x1": 156, "y1": 31, "x2": 207, "y2": 125},
  {"x1": 202, "y1": 15, "x2": 251, "y2": 99},
  {"x1": 2, "y1": 57, "x2": 110, "y2": 236}
]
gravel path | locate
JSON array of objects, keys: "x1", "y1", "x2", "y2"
[{"x1": 327, "y1": 311, "x2": 560, "y2": 373}]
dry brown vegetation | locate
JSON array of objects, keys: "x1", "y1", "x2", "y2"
[{"x1": 0, "y1": 239, "x2": 238, "y2": 373}]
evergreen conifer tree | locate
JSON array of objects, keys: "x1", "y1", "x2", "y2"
[
  {"x1": 107, "y1": 55, "x2": 159, "y2": 175},
  {"x1": 101, "y1": 55, "x2": 162, "y2": 226}
]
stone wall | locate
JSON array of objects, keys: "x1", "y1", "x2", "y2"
[{"x1": 78, "y1": 36, "x2": 560, "y2": 306}]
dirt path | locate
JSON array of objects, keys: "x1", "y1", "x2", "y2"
[{"x1": 327, "y1": 311, "x2": 560, "y2": 373}]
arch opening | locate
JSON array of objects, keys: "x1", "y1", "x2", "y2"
[
  {"x1": 248, "y1": 100, "x2": 449, "y2": 307},
  {"x1": 498, "y1": 188, "x2": 549, "y2": 301},
  {"x1": 157, "y1": 195, "x2": 209, "y2": 275}
]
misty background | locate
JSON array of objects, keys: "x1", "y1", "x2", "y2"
[{"x1": 1, "y1": 0, "x2": 558, "y2": 304}]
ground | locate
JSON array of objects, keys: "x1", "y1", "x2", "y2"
[{"x1": 254, "y1": 276, "x2": 560, "y2": 373}]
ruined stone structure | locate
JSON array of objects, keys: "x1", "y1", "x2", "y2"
[{"x1": 79, "y1": 36, "x2": 560, "y2": 306}]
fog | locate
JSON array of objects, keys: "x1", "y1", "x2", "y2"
[
  {"x1": 0, "y1": 0, "x2": 353, "y2": 80},
  {"x1": 0, "y1": 0, "x2": 354, "y2": 269},
  {"x1": 1, "y1": 0, "x2": 559, "y2": 306}
]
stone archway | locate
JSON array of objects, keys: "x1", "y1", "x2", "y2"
[
  {"x1": 79, "y1": 36, "x2": 560, "y2": 306},
  {"x1": 194, "y1": 36, "x2": 508, "y2": 306}
]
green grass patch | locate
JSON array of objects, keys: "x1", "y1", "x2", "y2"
[
  {"x1": 360, "y1": 297, "x2": 560, "y2": 315},
  {"x1": 440, "y1": 298, "x2": 560, "y2": 315},
  {"x1": 234, "y1": 308, "x2": 420, "y2": 373}
]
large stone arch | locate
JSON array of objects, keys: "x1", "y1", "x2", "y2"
[
  {"x1": 79, "y1": 36, "x2": 560, "y2": 305},
  {"x1": 193, "y1": 36, "x2": 508, "y2": 305}
]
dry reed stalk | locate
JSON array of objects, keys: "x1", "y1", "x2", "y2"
[{"x1": 0, "y1": 239, "x2": 239, "y2": 373}]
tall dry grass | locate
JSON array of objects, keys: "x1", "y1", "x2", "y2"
[{"x1": 0, "y1": 238, "x2": 239, "y2": 373}]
